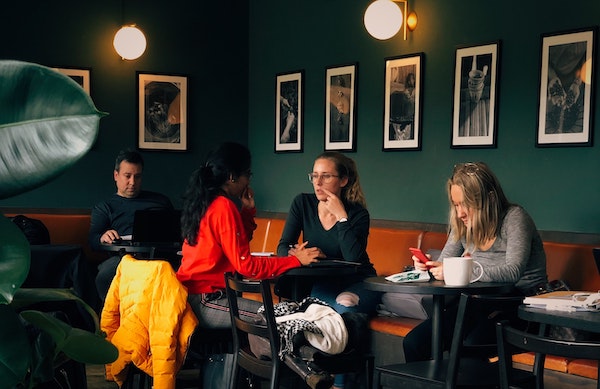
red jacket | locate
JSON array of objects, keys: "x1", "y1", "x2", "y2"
[{"x1": 176, "y1": 195, "x2": 300, "y2": 294}]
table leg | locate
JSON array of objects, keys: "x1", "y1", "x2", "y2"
[
  {"x1": 431, "y1": 294, "x2": 445, "y2": 361},
  {"x1": 532, "y1": 323, "x2": 548, "y2": 388}
]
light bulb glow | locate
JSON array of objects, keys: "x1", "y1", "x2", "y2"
[
  {"x1": 113, "y1": 26, "x2": 147, "y2": 60},
  {"x1": 364, "y1": 0, "x2": 403, "y2": 40},
  {"x1": 406, "y1": 11, "x2": 418, "y2": 31}
]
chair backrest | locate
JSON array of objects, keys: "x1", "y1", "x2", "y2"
[
  {"x1": 224, "y1": 272, "x2": 283, "y2": 389},
  {"x1": 446, "y1": 293, "x2": 524, "y2": 389},
  {"x1": 495, "y1": 320, "x2": 600, "y2": 389}
]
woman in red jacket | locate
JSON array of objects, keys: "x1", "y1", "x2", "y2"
[{"x1": 176, "y1": 142, "x2": 319, "y2": 328}]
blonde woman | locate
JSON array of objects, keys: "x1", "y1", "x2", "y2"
[{"x1": 404, "y1": 161, "x2": 547, "y2": 362}]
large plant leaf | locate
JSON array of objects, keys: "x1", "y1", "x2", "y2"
[
  {"x1": 0, "y1": 305, "x2": 31, "y2": 388},
  {"x1": 20, "y1": 310, "x2": 118, "y2": 365},
  {"x1": 0, "y1": 216, "x2": 30, "y2": 305},
  {"x1": 0, "y1": 60, "x2": 107, "y2": 199},
  {"x1": 12, "y1": 288, "x2": 100, "y2": 332}
]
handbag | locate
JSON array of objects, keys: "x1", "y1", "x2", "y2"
[
  {"x1": 202, "y1": 353, "x2": 235, "y2": 389},
  {"x1": 11, "y1": 214, "x2": 50, "y2": 245}
]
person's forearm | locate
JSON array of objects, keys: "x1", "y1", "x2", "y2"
[{"x1": 337, "y1": 219, "x2": 369, "y2": 261}]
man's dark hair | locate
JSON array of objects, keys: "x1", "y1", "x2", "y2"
[{"x1": 114, "y1": 149, "x2": 144, "y2": 171}]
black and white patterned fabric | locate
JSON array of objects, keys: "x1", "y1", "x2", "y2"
[{"x1": 258, "y1": 296, "x2": 331, "y2": 359}]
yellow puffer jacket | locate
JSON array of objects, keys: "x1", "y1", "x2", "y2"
[{"x1": 101, "y1": 255, "x2": 199, "y2": 389}]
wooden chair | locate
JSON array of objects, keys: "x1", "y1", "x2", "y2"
[
  {"x1": 225, "y1": 272, "x2": 374, "y2": 389},
  {"x1": 374, "y1": 293, "x2": 532, "y2": 389},
  {"x1": 224, "y1": 271, "x2": 301, "y2": 389},
  {"x1": 496, "y1": 319, "x2": 600, "y2": 389}
]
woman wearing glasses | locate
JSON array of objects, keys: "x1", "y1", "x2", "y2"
[
  {"x1": 277, "y1": 151, "x2": 379, "y2": 389},
  {"x1": 402, "y1": 161, "x2": 547, "y2": 362}
]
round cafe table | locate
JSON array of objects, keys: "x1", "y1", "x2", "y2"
[
  {"x1": 364, "y1": 277, "x2": 514, "y2": 361},
  {"x1": 282, "y1": 261, "x2": 361, "y2": 300}
]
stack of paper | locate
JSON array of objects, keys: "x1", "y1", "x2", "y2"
[{"x1": 523, "y1": 291, "x2": 600, "y2": 312}]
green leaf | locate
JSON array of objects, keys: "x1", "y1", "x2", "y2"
[
  {"x1": 61, "y1": 328, "x2": 119, "y2": 364},
  {"x1": 0, "y1": 305, "x2": 31, "y2": 388},
  {"x1": 20, "y1": 310, "x2": 71, "y2": 345},
  {"x1": 0, "y1": 216, "x2": 30, "y2": 305},
  {"x1": 21, "y1": 310, "x2": 118, "y2": 365},
  {"x1": 0, "y1": 60, "x2": 107, "y2": 199},
  {"x1": 12, "y1": 288, "x2": 100, "y2": 333}
]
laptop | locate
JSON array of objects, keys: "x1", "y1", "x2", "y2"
[
  {"x1": 308, "y1": 258, "x2": 361, "y2": 268},
  {"x1": 122, "y1": 209, "x2": 182, "y2": 247},
  {"x1": 592, "y1": 248, "x2": 600, "y2": 275}
]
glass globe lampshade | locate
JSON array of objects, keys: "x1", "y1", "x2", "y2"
[
  {"x1": 113, "y1": 25, "x2": 147, "y2": 60},
  {"x1": 364, "y1": 0, "x2": 403, "y2": 40}
]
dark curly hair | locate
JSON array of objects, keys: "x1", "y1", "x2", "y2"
[{"x1": 180, "y1": 142, "x2": 251, "y2": 245}]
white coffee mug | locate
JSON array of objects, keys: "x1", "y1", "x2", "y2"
[{"x1": 443, "y1": 257, "x2": 483, "y2": 286}]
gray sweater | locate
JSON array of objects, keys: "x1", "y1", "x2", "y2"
[{"x1": 438, "y1": 205, "x2": 547, "y2": 293}]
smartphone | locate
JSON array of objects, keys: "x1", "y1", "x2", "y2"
[{"x1": 409, "y1": 247, "x2": 432, "y2": 269}]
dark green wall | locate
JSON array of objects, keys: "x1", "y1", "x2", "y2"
[
  {"x1": 248, "y1": 0, "x2": 600, "y2": 234},
  {"x1": 2, "y1": 1, "x2": 600, "y2": 235},
  {"x1": 0, "y1": 0, "x2": 249, "y2": 210}
]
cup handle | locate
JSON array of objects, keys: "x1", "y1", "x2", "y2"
[{"x1": 470, "y1": 261, "x2": 484, "y2": 283}]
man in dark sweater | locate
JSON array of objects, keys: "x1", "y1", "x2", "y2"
[{"x1": 89, "y1": 149, "x2": 173, "y2": 301}]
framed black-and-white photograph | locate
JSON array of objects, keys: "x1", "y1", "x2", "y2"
[
  {"x1": 383, "y1": 53, "x2": 423, "y2": 151},
  {"x1": 536, "y1": 27, "x2": 596, "y2": 147},
  {"x1": 275, "y1": 70, "x2": 303, "y2": 153},
  {"x1": 137, "y1": 72, "x2": 187, "y2": 151},
  {"x1": 452, "y1": 42, "x2": 500, "y2": 148},
  {"x1": 325, "y1": 63, "x2": 357, "y2": 152},
  {"x1": 55, "y1": 67, "x2": 90, "y2": 94}
]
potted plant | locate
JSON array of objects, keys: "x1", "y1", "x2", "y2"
[{"x1": 0, "y1": 60, "x2": 117, "y2": 388}]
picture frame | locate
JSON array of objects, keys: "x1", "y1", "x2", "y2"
[
  {"x1": 451, "y1": 41, "x2": 500, "y2": 148},
  {"x1": 383, "y1": 53, "x2": 424, "y2": 151},
  {"x1": 137, "y1": 72, "x2": 188, "y2": 151},
  {"x1": 325, "y1": 63, "x2": 357, "y2": 152},
  {"x1": 536, "y1": 27, "x2": 596, "y2": 147},
  {"x1": 55, "y1": 67, "x2": 90, "y2": 94},
  {"x1": 275, "y1": 70, "x2": 304, "y2": 153}
]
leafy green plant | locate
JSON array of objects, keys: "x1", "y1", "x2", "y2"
[{"x1": 0, "y1": 60, "x2": 117, "y2": 388}]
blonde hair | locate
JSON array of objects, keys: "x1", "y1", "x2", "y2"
[
  {"x1": 447, "y1": 162, "x2": 510, "y2": 249},
  {"x1": 316, "y1": 151, "x2": 367, "y2": 208}
]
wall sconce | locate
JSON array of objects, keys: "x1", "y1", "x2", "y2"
[
  {"x1": 113, "y1": 25, "x2": 147, "y2": 60},
  {"x1": 364, "y1": 0, "x2": 417, "y2": 40}
]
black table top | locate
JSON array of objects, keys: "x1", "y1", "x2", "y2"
[
  {"x1": 284, "y1": 262, "x2": 361, "y2": 277},
  {"x1": 363, "y1": 276, "x2": 515, "y2": 295},
  {"x1": 518, "y1": 304, "x2": 600, "y2": 333}
]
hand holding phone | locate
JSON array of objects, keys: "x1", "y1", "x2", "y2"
[{"x1": 409, "y1": 247, "x2": 432, "y2": 269}]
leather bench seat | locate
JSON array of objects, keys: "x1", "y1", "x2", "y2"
[
  {"x1": 368, "y1": 316, "x2": 423, "y2": 338},
  {"x1": 3, "y1": 209, "x2": 598, "y2": 382}
]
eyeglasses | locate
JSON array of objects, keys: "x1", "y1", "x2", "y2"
[{"x1": 307, "y1": 173, "x2": 339, "y2": 183}]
